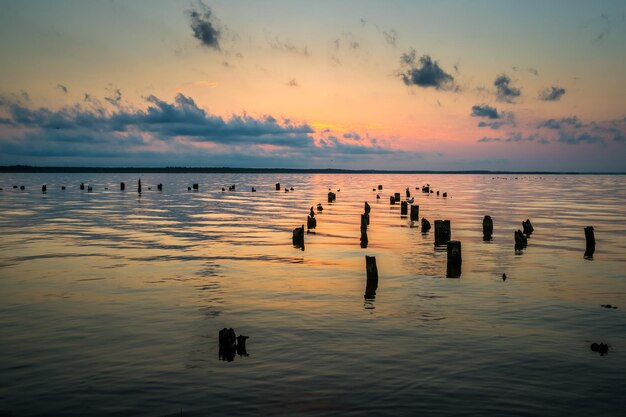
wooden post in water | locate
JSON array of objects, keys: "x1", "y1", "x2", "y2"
[
  {"x1": 365, "y1": 256, "x2": 378, "y2": 298},
  {"x1": 394, "y1": 192, "x2": 401, "y2": 202},
  {"x1": 514, "y1": 230, "x2": 527, "y2": 250},
  {"x1": 219, "y1": 328, "x2": 237, "y2": 361},
  {"x1": 275, "y1": 183, "x2": 280, "y2": 191},
  {"x1": 410, "y1": 205, "x2": 419, "y2": 222},
  {"x1": 400, "y1": 201, "x2": 408, "y2": 216},
  {"x1": 80, "y1": 182, "x2": 85, "y2": 190},
  {"x1": 328, "y1": 192, "x2": 336, "y2": 203},
  {"x1": 446, "y1": 240, "x2": 462, "y2": 278},
  {"x1": 406, "y1": 188, "x2": 411, "y2": 198},
  {"x1": 42, "y1": 185, "x2": 47, "y2": 193},
  {"x1": 292, "y1": 225, "x2": 305, "y2": 250},
  {"x1": 377, "y1": 185, "x2": 383, "y2": 190},
  {"x1": 434, "y1": 220, "x2": 451, "y2": 246},
  {"x1": 360, "y1": 229, "x2": 368, "y2": 248},
  {"x1": 157, "y1": 183, "x2": 162, "y2": 191},
  {"x1": 192, "y1": 183, "x2": 199, "y2": 191},
  {"x1": 120, "y1": 182, "x2": 125, "y2": 191},
  {"x1": 522, "y1": 219, "x2": 534, "y2": 236},
  {"x1": 390, "y1": 196, "x2": 395, "y2": 205},
  {"x1": 421, "y1": 217, "x2": 431, "y2": 232},
  {"x1": 138, "y1": 179, "x2": 142, "y2": 194},
  {"x1": 584, "y1": 226, "x2": 595, "y2": 259},
  {"x1": 483, "y1": 215, "x2": 493, "y2": 241}
]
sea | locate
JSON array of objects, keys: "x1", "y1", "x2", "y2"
[{"x1": 0, "y1": 173, "x2": 625, "y2": 416}]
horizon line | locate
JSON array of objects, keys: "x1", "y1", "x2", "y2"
[{"x1": 0, "y1": 165, "x2": 624, "y2": 175}]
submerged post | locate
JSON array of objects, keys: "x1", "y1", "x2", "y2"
[
  {"x1": 42, "y1": 185, "x2": 47, "y2": 193},
  {"x1": 400, "y1": 201, "x2": 408, "y2": 216},
  {"x1": 410, "y1": 205, "x2": 419, "y2": 222},
  {"x1": 365, "y1": 255, "x2": 378, "y2": 298},
  {"x1": 483, "y1": 215, "x2": 493, "y2": 241},
  {"x1": 120, "y1": 182, "x2": 125, "y2": 191},
  {"x1": 584, "y1": 226, "x2": 595, "y2": 259},
  {"x1": 157, "y1": 183, "x2": 162, "y2": 191},
  {"x1": 434, "y1": 220, "x2": 451, "y2": 246},
  {"x1": 80, "y1": 182, "x2": 85, "y2": 190},
  {"x1": 446, "y1": 240, "x2": 462, "y2": 278},
  {"x1": 292, "y1": 225, "x2": 305, "y2": 250}
]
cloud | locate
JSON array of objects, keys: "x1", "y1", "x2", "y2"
[
  {"x1": 537, "y1": 116, "x2": 582, "y2": 129},
  {"x1": 360, "y1": 18, "x2": 398, "y2": 47},
  {"x1": 478, "y1": 132, "x2": 547, "y2": 144},
  {"x1": 399, "y1": 50, "x2": 457, "y2": 91},
  {"x1": 538, "y1": 86, "x2": 566, "y2": 101},
  {"x1": 286, "y1": 78, "x2": 299, "y2": 87},
  {"x1": 558, "y1": 131, "x2": 605, "y2": 145},
  {"x1": 471, "y1": 104, "x2": 500, "y2": 119},
  {"x1": 104, "y1": 86, "x2": 122, "y2": 106},
  {"x1": 528, "y1": 68, "x2": 539, "y2": 76},
  {"x1": 57, "y1": 84, "x2": 68, "y2": 94},
  {"x1": 267, "y1": 35, "x2": 309, "y2": 56},
  {"x1": 494, "y1": 74, "x2": 521, "y2": 102},
  {"x1": 188, "y1": 1, "x2": 221, "y2": 50}
]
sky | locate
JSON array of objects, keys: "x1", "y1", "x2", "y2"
[{"x1": 0, "y1": 0, "x2": 625, "y2": 171}]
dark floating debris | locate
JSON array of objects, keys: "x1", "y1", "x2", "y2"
[
  {"x1": 421, "y1": 217, "x2": 431, "y2": 232},
  {"x1": 502, "y1": 273, "x2": 507, "y2": 281},
  {"x1": 515, "y1": 229, "x2": 527, "y2": 250},
  {"x1": 446, "y1": 240, "x2": 462, "y2": 278},
  {"x1": 222, "y1": 187, "x2": 226, "y2": 191},
  {"x1": 219, "y1": 328, "x2": 250, "y2": 361},
  {"x1": 590, "y1": 342, "x2": 609, "y2": 356},
  {"x1": 584, "y1": 226, "x2": 595, "y2": 260},
  {"x1": 434, "y1": 220, "x2": 451, "y2": 247},
  {"x1": 422, "y1": 184, "x2": 430, "y2": 193},
  {"x1": 285, "y1": 188, "x2": 289, "y2": 193},
  {"x1": 292, "y1": 225, "x2": 305, "y2": 250},
  {"x1": 365, "y1": 255, "x2": 378, "y2": 299},
  {"x1": 87, "y1": 186, "x2": 93, "y2": 192},
  {"x1": 522, "y1": 219, "x2": 534, "y2": 236},
  {"x1": 483, "y1": 215, "x2": 493, "y2": 241},
  {"x1": 13, "y1": 185, "x2": 17, "y2": 189},
  {"x1": 601, "y1": 304, "x2": 618, "y2": 309},
  {"x1": 20, "y1": 185, "x2": 24, "y2": 190},
  {"x1": 437, "y1": 190, "x2": 440, "y2": 196},
  {"x1": 187, "y1": 186, "x2": 191, "y2": 191},
  {"x1": 147, "y1": 187, "x2": 151, "y2": 191}
]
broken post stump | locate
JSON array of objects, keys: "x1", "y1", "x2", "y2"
[
  {"x1": 394, "y1": 192, "x2": 401, "y2": 202},
  {"x1": 410, "y1": 205, "x2": 419, "y2": 222},
  {"x1": 390, "y1": 196, "x2": 395, "y2": 205},
  {"x1": 80, "y1": 183, "x2": 85, "y2": 190},
  {"x1": 584, "y1": 226, "x2": 595, "y2": 259},
  {"x1": 422, "y1": 185, "x2": 429, "y2": 193},
  {"x1": 406, "y1": 188, "x2": 411, "y2": 198},
  {"x1": 483, "y1": 215, "x2": 493, "y2": 241},
  {"x1": 377, "y1": 184, "x2": 383, "y2": 190},
  {"x1": 307, "y1": 213, "x2": 317, "y2": 231},
  {"x1": 522, "y1": 219, "x2": 534, "y2": 236},
  {"x1": 442, "y1": 192, "x2": 447, "y2": 198},
  {"x1": 275, "y1": 183, "x2": 280, "y2": 191},
  {"x1": 42, "y1": 185, "x2": 47, "y2": 193},
  {"x1": 157, "y1": 183, "x2": 162, "y2": 191},
  {"x1": 317, "y1": 203, "x2": 323, "y2": 212},
  {"x1": 192, "y1": 183, "x2": 199, "y2": 191},
  {"x1": 364, "y1": 202, "x2": 371, "y2": 215},
  {"x1": 219, "y1": 328, "x2": 237, "y2": 361},
  {"x1": 120, "y1": 182, "x2": 125, "y2": 191},
  {"x1": 292, "y1": 225, "x2": 305, "y2": 250},
  {"x1": 434, "y1": 220, "x2": 451, "y2": 246},
  {"x1": 446, "y1": 240, "x2": 462, "y2": 278},
  {"x1": 365, "y1": 255, "x2": 378, "y2": 298},
  {"x1": 328, "y1": 192, "x2": 336, "y2": 203},
  {"x1": 400, "y1": 201, "x2": 408, "y2": 216},
  {"x1": 251, "y1": 187, "x2": 256, "y2": 192},
  {"x1": 515, "y1": 230, "x2": 528, "y2": 250},
  {"x1": 421, "y1": 217, "x2": 431, "y2": 232}
]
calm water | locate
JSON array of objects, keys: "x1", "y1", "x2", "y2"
[{"x1": 1, "y1": 173, "x2": 625, "y2": 416}]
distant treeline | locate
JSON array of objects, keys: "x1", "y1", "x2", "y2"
[{"x1": 0, "y1": 165, "x2": 622, "y2": 175}]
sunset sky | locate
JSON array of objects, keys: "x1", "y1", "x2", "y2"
[{"x1": 0, "y1": 0, "x2": 625, "y2": 171}]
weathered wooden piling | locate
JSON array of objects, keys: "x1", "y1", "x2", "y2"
[
  {"x1": 307, "y1": 208, "x2": 317, "y2": 231},
  {"x1": 446, "y1": 240, "x2": 462, "y2": 278},
  {"x1": 514, "y1": 229, "x2": 527, "y2": 249},
  {"x1": 406, "y1": 188, "x2": 411, "y2": 198},
  {"x1": 219, "y1": 328, "x2": 237, "y2": 361},
  {"x1": 437, "y1": 191, "x2": 440, "y2": 196},
  {"x1": 192, "y1": 183, "x2": 199, "y2": 191},
  {"x1": 292, "y1": 225, "x2": 305, "y2": 250},
  {"x1": 360, "y1": 229, "x2": 368, "y2": 248},
  {"x1": 390, "y1": 196, "x2": 395, "y2": 205},
  {"x1": 394, "y1": 192, "x2": 401, "y2": 202},
  {"x1": 157, "y1": 183, "x2": 162, "y2": 191},
  {"x1": 361, "y1": 214, "x2": 368, "y2": 231},
  {"x1": 376, "y1": 194, "x2": 380, "y2": 199},
  {"x1": 422, "y1": 185, "x2": 429, "y2": 193},
  {"x1": 422, "y1": 217, "x2": 431, "y2": 232},
  {"x1": 42, "y1": 185, "x2": 47, "y2": 193},
  {"x1": 87, "y1": 186, "x2": 93, "y2": 192},
  {"x1": 483, "y1": 215, "x2": 493, "y2": 241},
  {"x1": 61, "y1": 186, "x2": 66, "y2": 190},
  {"x1": 251, "y1": 187, "x2": 256, "y2": 192},
  {"x1": 522, "y1": 219, "x2": 534, "y2": 236},
  {"x1": 584, "y1": 226, "x2": 595, "y2": 259},
  {"x1": 378, "y1": 185, "x2": 383, "y2": 190},
  {"x1": 138, "y1": 179, "x2": 142, "y2": 194},
  {"x1": 442, "y1": 192, "x2": 447, "y2": 198},
  {"x1": 434, "y1": 220, "x2": 451, "y2": 246},
  {"x1": 410, "y1": 205, "x2": 419, "y2": 222},
  {"x1": 364, "y1": 202, "x2": 371, "y2": 215},
  {"x1": 317, "y1": 203, "x2": 324, "y2": 211},
  {"x1": 120, "y1": 182, "x2": 125, "y2": 191},
  {"x1": 19, "y1": 185, "x2": 25, "y2": 190},
  {"x1": 328, "y1": 192, "x2": 336, "y2": 203},
  {"x1": 400, "y1": 201, "x2": 408, "y2": 216},
  {"x1": 276, "y1": 183, "x2": 280, "y2": 190},
  {"x1": 365, "y1": 255, "x2": 378, "y2": 298},
  {"x1": 80, "y1": 183, "x2": 85, "y2": 190},
  {"x1": 236, "y1": 335, "x2": 249, "y2": 356}
]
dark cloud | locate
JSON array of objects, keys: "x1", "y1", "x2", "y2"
[
  {"x1": 471, "y1": 104, "x2": 500, "y2": 119},
  {"x1": 478, "y1": 133, "x2": 546, "y2": 144},
  {"x1": 104, "y1": 87, "x2": 122, "y2": 106},
  {"x1": 537, "y1": 116, "x2": 582, "y2": 129},
  {"x1": 188, "y1": 1, "x2": 221, "y2": 50},
  {"x1": 267, "y1": 35, "x2": 309, "y2": 56},
  {"x1": 494, "y1": 74, "x2": 521, "y2": 102},
  {"x1": 558, "y1": 131, "x2": 605, "y2": 145},
  {"x1": 399, "y1": 50, "x2": 457, "y2": 91},
  {"x1": 57, "y1": 84, "x2": 68, "y2": 94},
  {"x1": 539, "y1": 86, "x2": 566, "y2": 101}
]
